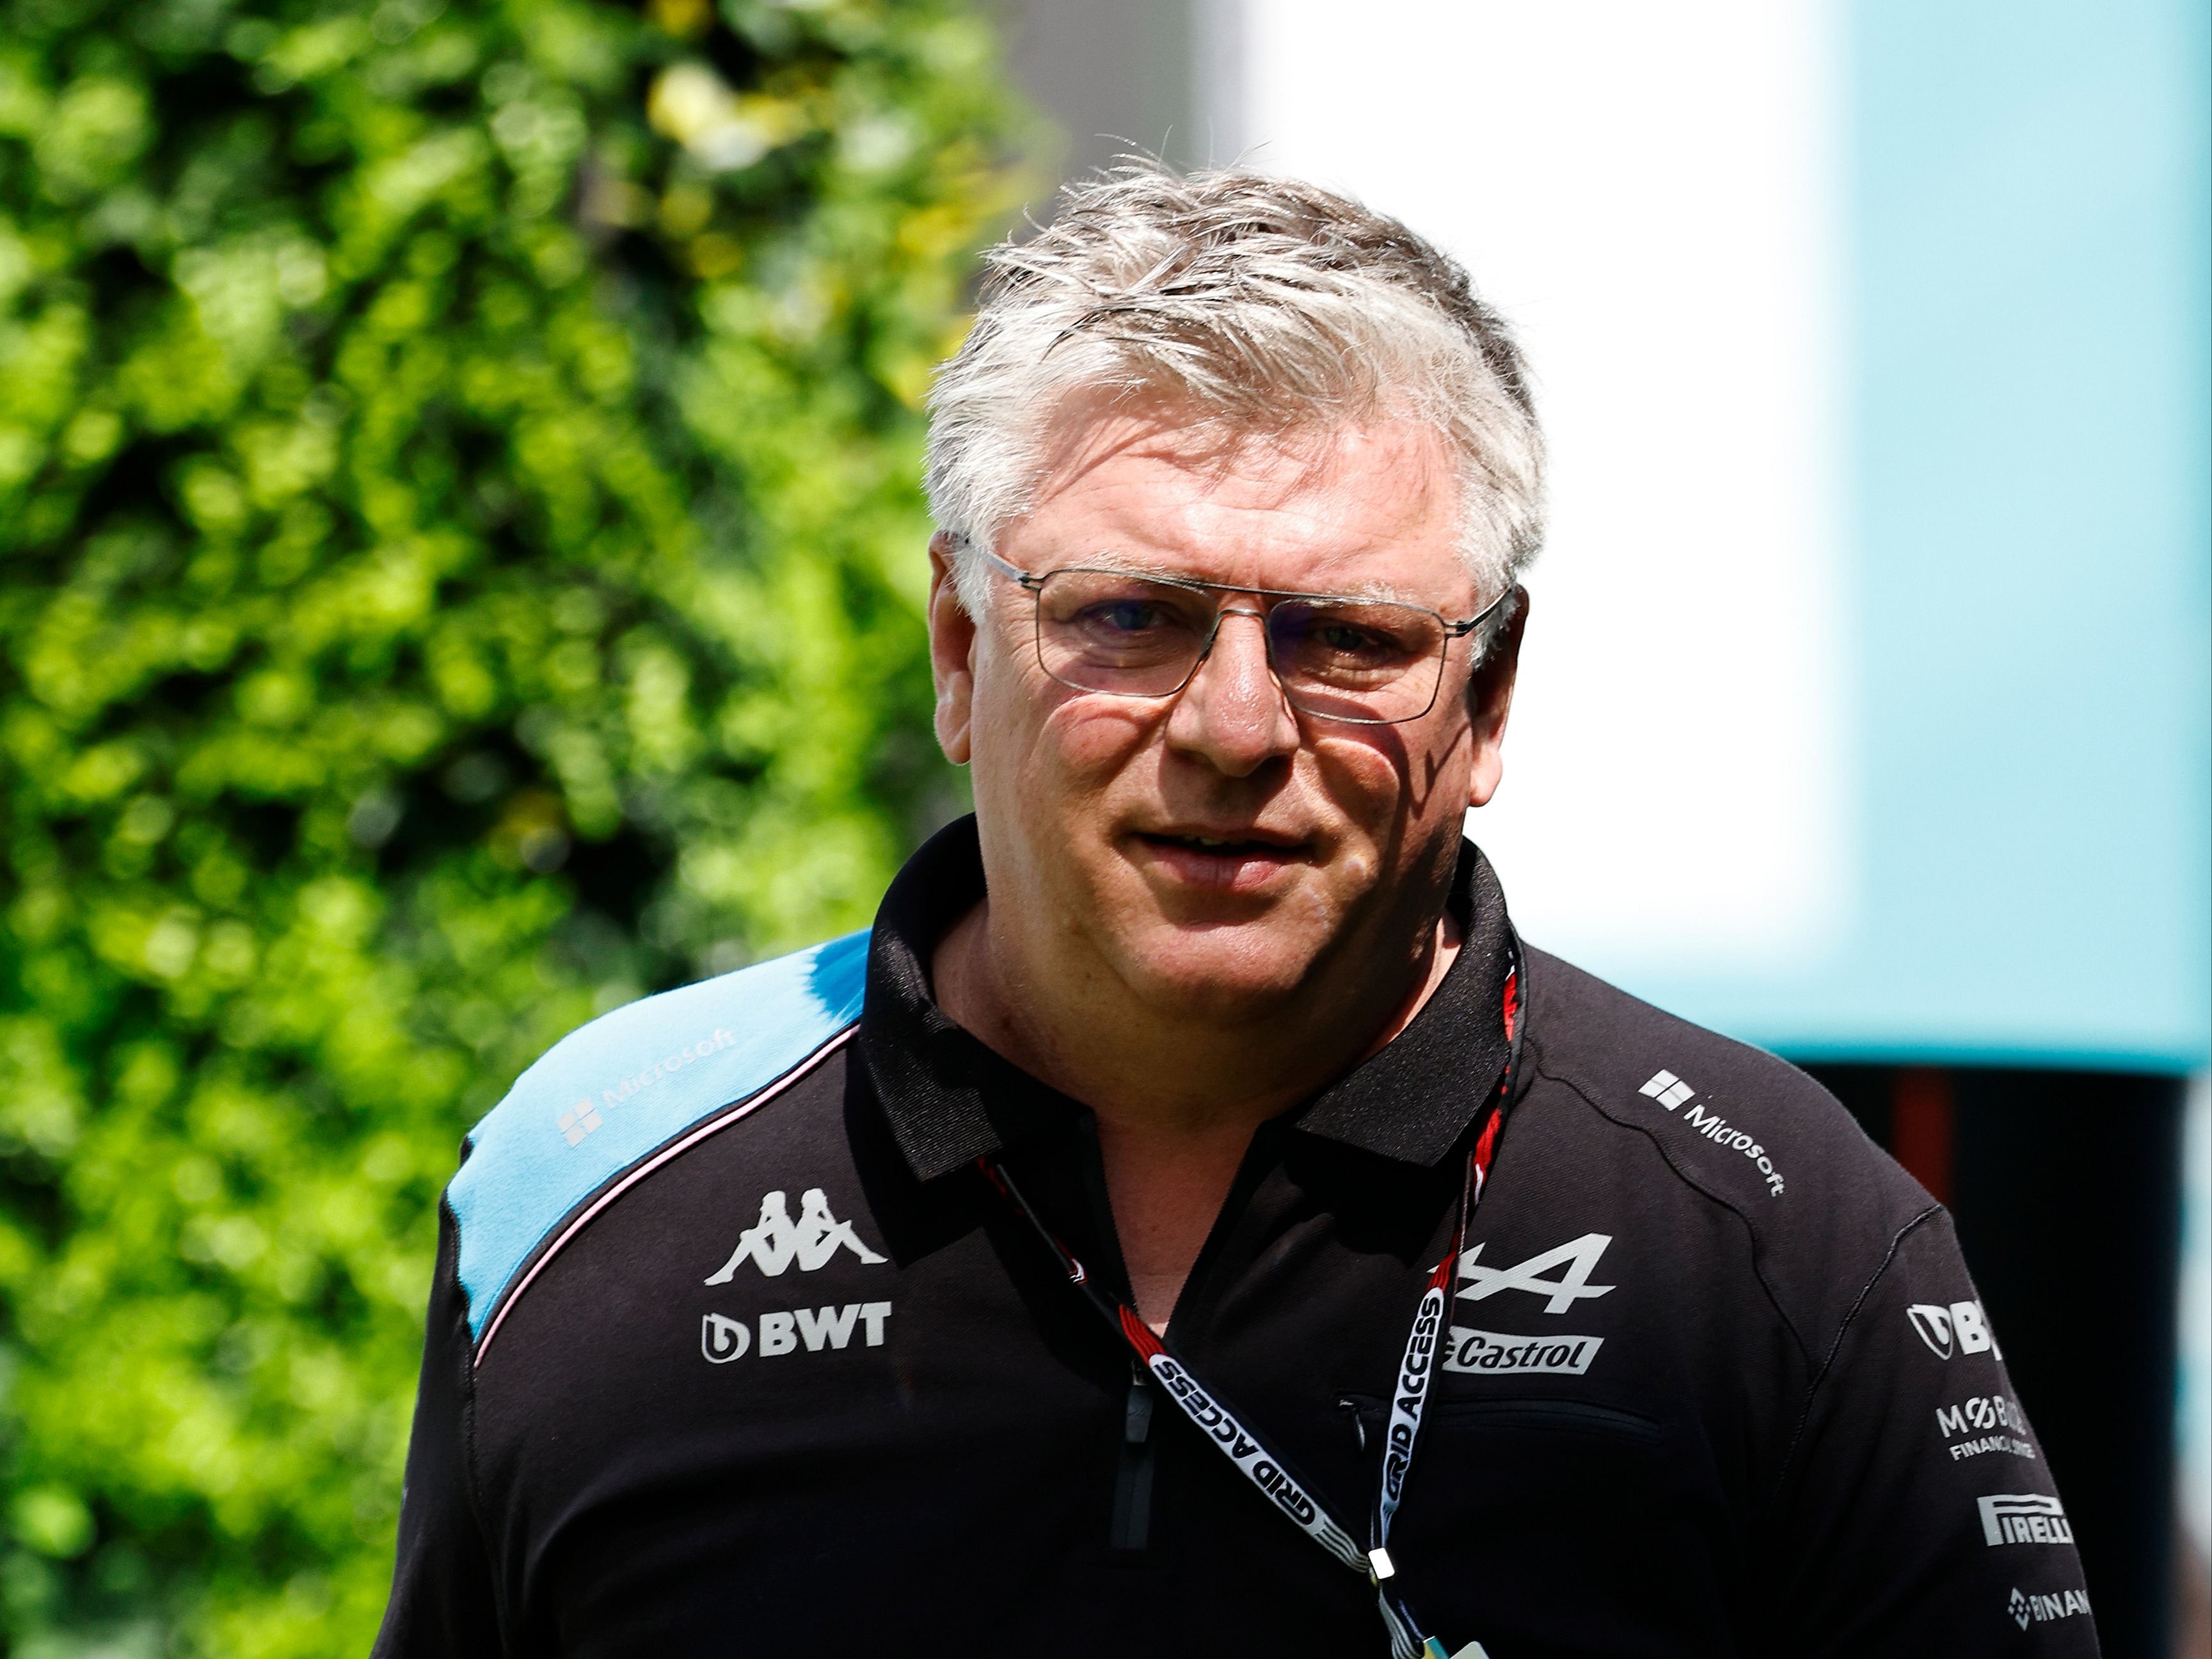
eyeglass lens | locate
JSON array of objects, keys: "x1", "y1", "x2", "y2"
[{"x1": 1031, "y1": 568, "x2": 1451, "y2": 725}]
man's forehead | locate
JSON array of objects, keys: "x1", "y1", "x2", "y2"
[
  {"x1": 1034, "y1": 404, "x2": 1453, "y2": 499},
  {"x1": 1015, "y1": 407, "x2": 1468, "y2": 599}
]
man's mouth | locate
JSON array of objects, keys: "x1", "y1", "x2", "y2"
[
  {"x1": 1130, "y1": 830, "x2": 1311, "y2": 891},
  {"x1": 1136, "y1": 829, "x2": 1305, "y2": 854}
]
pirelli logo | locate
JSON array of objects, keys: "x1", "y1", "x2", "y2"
[{"x1": 1978, "y1": 1493, "x2": 2073, "y2": 1548}]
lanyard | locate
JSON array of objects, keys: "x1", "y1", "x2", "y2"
[{"x1": 980, "y1": 954, "x2": 1521, "y2": 1659}]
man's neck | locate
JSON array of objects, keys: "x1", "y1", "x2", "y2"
[
  {"x1": 932, "y1": 900, "x2": 1459, "y2": 1135},
  {"x1": 931, "y1": 899, "x2": 1461, "y2": 1329}
]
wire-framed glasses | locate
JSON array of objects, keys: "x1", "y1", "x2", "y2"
[{"x1": 973, "y1": 544, "x2": 1511, "y2": 726}]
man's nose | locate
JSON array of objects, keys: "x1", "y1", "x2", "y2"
[{"x1": 1163, "y1": 609, "x2": 1300, "y2": 776}]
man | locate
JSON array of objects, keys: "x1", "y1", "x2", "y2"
[{"x1": 377, "y1": 170, "x2": 2098, "y2": 1657}]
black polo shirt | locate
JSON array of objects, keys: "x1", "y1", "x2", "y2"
[{"x1": 376, "y1": 818, "x2": 2099, "y2": 1657}]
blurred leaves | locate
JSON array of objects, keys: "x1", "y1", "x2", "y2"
[{"x1": 0, "y1": 0, "x2": 1026, "y2": 1649}]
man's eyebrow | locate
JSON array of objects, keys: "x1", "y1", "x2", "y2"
[
  {"x1": 1069, "y1": 548, "x2": 1168, "y2": 574},
  {"x1": 1314, "y1": 575, "x2": 1426, "y2": 605},
  {"x1": 1072, "y1": 550, "x2": 1434, "y2": 607}
]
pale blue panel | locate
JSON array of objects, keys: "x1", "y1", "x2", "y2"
[
  {"x1": 1637, "y1": 0, "x2": 2209, "y2": 1068},
  {"x1": 449, "y1": 930, "x2": 870, "y2": 1339}
]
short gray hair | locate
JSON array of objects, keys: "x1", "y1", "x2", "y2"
[{"x1": 924, "y1": 166, "x2": 1545, "y2": 630}]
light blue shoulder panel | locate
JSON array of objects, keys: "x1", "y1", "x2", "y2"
[{"x1": 448, "y1": 929, "x2": 869, "y2": 1341}]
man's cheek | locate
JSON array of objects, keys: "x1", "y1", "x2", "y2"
[
  {"x1": 1037, "y1": 701, "x2": 1155, "y2": 784},
  {"x1": 1306, "y1": 741, "x2": 1406, "y2": 836},
  {"x1": 1326, "y1": 846, "x2": 1379, "y2": 893}
]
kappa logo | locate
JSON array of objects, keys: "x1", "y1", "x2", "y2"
[
  {"x1": 1457, "y1": 1233, "x2": 1616, "y2": 1314},
  {"x1": 2009, "y1": 1585, "x2": 2092, "y2": 1628},
  {"x1": 1978, "y1": 1493, "x2": 2073, "y2": 1548},
  {"x1": 1906, "y1": 1299, "x2": 2003, "y2": 1361},
  {"x1": 704, "y1": 1189, "x2": 887, "y2": 1283}
]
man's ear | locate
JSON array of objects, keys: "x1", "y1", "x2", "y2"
[
  {"x1": 927, "y1": 531, "x2": 978, "y2": 765},
  {"x1": 1465, "y1": 587, "x2": 1527, "y2": 811}
]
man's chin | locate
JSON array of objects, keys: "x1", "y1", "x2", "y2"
[{"x1": 1101, "y1": 922, "x2": 1329, "y2": 1025}]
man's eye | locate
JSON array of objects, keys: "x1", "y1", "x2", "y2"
[
  {"x1": 1084, "y1": 602, "x2": 1168, "y2": 634},
  {"x1": 1313, "y1": 623, "x2": 1392, "y2": 656}
]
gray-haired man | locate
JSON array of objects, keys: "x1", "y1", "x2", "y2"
[{"x1": 378, "y1": 170, "x2": 2097, "y2": 1658}]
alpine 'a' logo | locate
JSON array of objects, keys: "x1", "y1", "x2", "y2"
[
  {"x1": 704, "y1": 1189, "x2": 887, "y2": 1282},
  {"x1": 1457, "y1": 1233, "x2": 1616, "y2": 1313}
]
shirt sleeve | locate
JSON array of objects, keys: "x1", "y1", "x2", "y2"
[
  {"x1": 372, "y1": 1195, "x2": 506, "y2": 1658},
  {"x1": 1774, "y1": 1206, "x2": 2101, "y2": 1656}
]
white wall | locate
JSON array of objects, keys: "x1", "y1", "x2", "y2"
[{"x1": 1232, "y1": 1, "x2": 1851, "y2": 979}]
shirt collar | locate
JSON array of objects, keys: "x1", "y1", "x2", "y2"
[{"x1": 857, "y1": 815, "x2": 1520, "y2": 1180}]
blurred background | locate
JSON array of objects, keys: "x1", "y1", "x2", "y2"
[{"x1": 0, "y1": 0, "x2": 2203, "y2": 1653}]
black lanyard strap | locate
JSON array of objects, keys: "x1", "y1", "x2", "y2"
[
  {"x1": 978, "y1": 949, "x2": 1522, "y2": 1659},
  {"x1": 982, "y1": 1155, "x2": 1373, "y2": 1567}
]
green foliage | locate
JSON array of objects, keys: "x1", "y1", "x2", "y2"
[{"x1": 0, "y1": 0, "x2": 1025, "y2": 1648}]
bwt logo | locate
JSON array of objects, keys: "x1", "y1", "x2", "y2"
[
  {"x1": 701, "y1": 1302, "x2": 892, "y2": 1362},
  {"x1": 1906, "y1": 1299, "x2": 2002, "y2": 1361}
]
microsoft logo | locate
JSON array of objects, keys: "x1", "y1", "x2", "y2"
[
  {"x1": 1639, "y1": 1070, "x2": 1696, "y2": 1110},
  {"x1": 557, "y1": 1099, "x2": 604, "y2": 1146}
]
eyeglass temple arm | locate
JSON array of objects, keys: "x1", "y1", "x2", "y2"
[
  {"x1": 1446, "y1": 583, "x2": 1519, "y2": 637},
  {"x1": 953, "y1": 535, "x2": 1046, "y2": 594}
]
